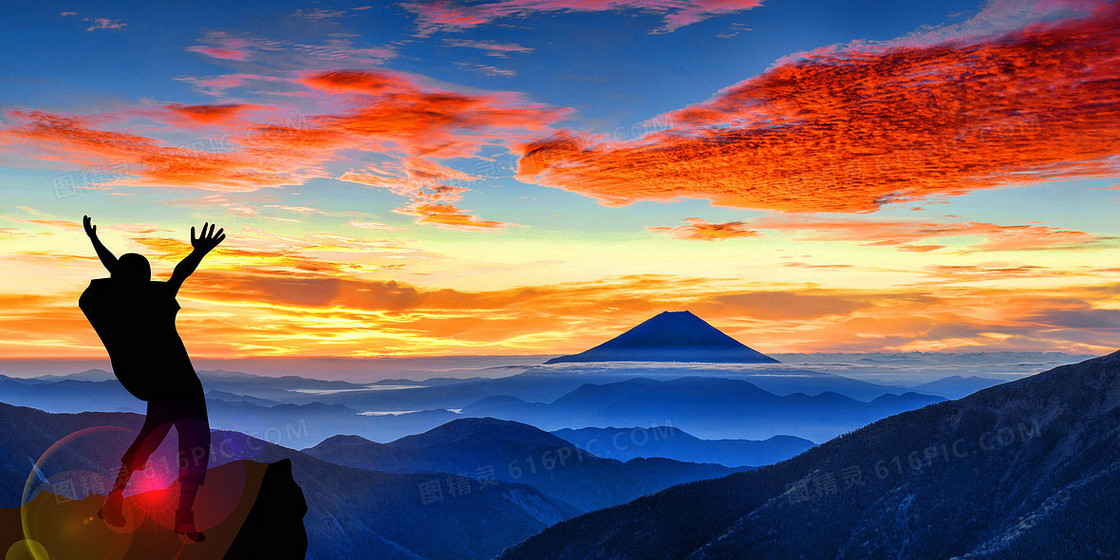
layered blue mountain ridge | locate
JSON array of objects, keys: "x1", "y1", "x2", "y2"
[{"x1": 546, "y1": 311, "x2": 779, "y2": 364}]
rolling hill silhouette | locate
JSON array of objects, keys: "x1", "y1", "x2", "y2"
[
  {"x1": 497, "y1": 351, "x2": 1120, "y2": 560},
  {"x1": 304, "y1": 417, "x2": 749, "y2": 512},
  {"x1": 546, "y1": 311, "x2": 778, "y2": 364},
  {"x1": 462, "y1": 377, "x2": 943, "y2": 441},
  {"x1": 551, "y1": 427, "x2": 814, "y2": 467}
]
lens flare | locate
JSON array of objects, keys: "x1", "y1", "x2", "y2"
[
  {"x1": 5, "y1": 539, "x2": 49, "y2": 560},
  {"x1": 20, "y1": 426, "x2": 138, "y2": 560}
]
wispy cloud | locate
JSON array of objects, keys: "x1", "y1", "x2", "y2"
[
  {"x1": 84, "y1": 17, "x2": 127, "y2": 32},
  {"x1": 402, "y1": 0, "x2": 765, "y2": 35},
  {"x1": 186, "y1": 31, "x2": 394, "y2": 67},
  {"x1": 186, "y1": 45, "x2": 250, "y2": 61},
  {"x1": 349, "y1": 220, "x2": 404, "y2": 231},
  {"x1": 647, "y1": 218, "x2": 760, "y2": 241},
  {"x1": 292, "y1": 8, "x2": 347, "y2": 21},
  {"x1": 340, "y1": 158, "x2": 516, "y2": 231},
  {"x1": 453, "y1": 61, "x2": 516, "y2": 76},
  {"x1": 743, "y1": 215, "x2": 1108, "y2": 252},
  {"x1": 443, "y1": 38, "x2": 533, "y2": 57}
]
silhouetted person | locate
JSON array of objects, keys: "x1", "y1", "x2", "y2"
[{"x1": 79, "y1": 216, "x2": 225, "y2": 543}]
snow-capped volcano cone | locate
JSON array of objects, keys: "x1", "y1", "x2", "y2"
[{"x1": 546, "y1": 311, "x2": 779, "y2": 364}]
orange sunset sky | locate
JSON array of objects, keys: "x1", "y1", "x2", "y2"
[{"x1": 1, "y1": 0, "x2": 1118, "y2": 359}]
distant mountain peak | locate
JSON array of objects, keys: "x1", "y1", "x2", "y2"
[
  {"x1": 391, "y1": 416, "x2": 567, "y2": 449},
  {"x1": 546, "y1": 310, "x2": 778, "y2": 364}
]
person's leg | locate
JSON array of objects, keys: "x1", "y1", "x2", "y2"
[
  {"x1": 119, "y1": 403, "x2": 175, "y2": 485},
  {"x1": 102, "y1": 401, "x2": 173, "y2": 525},
  {"x1": 172, "y1": 399, "x2": 210, "y2": 542}
]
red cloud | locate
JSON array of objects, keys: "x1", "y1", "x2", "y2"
[
  {"x1": 301, "y1": 70, "x2": 569, "y2": 158},
  {"x1": 301, "y1": 70, "x2": 406, "y2": 95},
  {"x1": 162, "y1": 103, "x2": 266, "y2": 126},
  {"x1": 647, "y1": 218, "x2": 760, "y2": 241},
  {"x1": 186, "y1": 45, "x2": 249, "y2": 61},
  {"x1": 300, "y1": 70, "x2": 569, "y2": 230},
  {"x1": 517, "y1": 5, "x2": 1120, "y2": 213},
  {"x1": 403, "y1": 0, "x2": 764, "y2": 35}
]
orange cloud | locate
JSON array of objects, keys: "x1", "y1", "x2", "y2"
[
  {"x1": 1, "y1": 255, "x2": 1118, "y2": 357},
  {"x1": 340, "y1": 153, "x2": 519, "y2": 231},
  {"x1": 71, "y1": 224, "x2": 419, "y2": 282},
  {"x1": 920, "y1": 265, "x2": 1065, "y2": 282},
  {"x1": 517, "y1": 5, "x2": 1120, "y2": 213},
  {"x1": 745, "y1": 215, "x2": 1104, "y2": 252},
  {"x1": 692, "y1": 291, "x2": 871, "y2": 321},
  {"x1": 647, "y1": 218, "x2": 760, "y2": 241},
  {"x1": 4, "y1": 111, "x2": 326, "y2": 191},
  {"x1": 399, "y1": 204, "x2": 510, "y2": 231},
  {"x1": 3, "y1": 69, "x2": 569, "y2": 231},
  {"x1": 342, "y1": 172, "x2": 513, "y2": 231},
  {"x1": 126, "y1": 273, "x2": 1120, "y2": 355},
  {"x1": 1, "y1": 216, "x2": 82, "y2": 230}
]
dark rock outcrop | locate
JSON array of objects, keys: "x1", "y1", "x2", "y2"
[
  {"x1": 0, "y1": 458, "x2": 307, "y2": 559},
  {"x1": 224, "y1": 459, "x2": 308, "y2": 559}
]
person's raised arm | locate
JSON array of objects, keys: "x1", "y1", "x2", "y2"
[
  {"x1": 168, "y1": 222, "x2": 225, "y2": 294},
  {"x1": 84, "y1": 215, "x2": 118, "y2": 275}
]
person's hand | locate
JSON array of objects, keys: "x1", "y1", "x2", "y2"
[
  {"x1": 83, "y1": 215, "x2": 97, "y2": 238},
  {"x1": 191, "y1": 222, "x2": 226, "y2": 253}
]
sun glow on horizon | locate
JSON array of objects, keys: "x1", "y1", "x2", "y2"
[{"x1": 0, "y1": 1, "x2": 1118, "y2": 359}]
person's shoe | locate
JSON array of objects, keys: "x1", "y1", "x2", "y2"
[
  {"x1": 97, "y1": 492, "x2": 126, "y2": 528},
  {"x1": 175, "y1": 510, "x2": 206, "y2": 543},
  {"x1": 174, "y1": 521, "x2": 206, "y2": 543}
]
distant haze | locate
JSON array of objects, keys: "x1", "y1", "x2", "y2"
[{"x1": 0, "y1": 352, "x2": 1098, "y2": 384}]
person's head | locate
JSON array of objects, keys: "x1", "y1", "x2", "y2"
[{"x1": 113, "y1": 253, "x2": 151, "y2": 283}]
